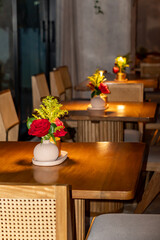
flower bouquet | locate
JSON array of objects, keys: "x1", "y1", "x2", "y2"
[
  {"x1": 113, "y1": 56, "x2": 130, "y2": 81},
  {"x1": 87, "y1": 69, "x2": 110, "y2": 98},
  {"x1": 27, "y1": 96, "x2": 68, "y2": 143},
  {"x1": 87, "y1": 69, "x2": 110, "y2": 109},
  {"x1": 27, "y1": 96, "x2": 68, "y2": 164}
]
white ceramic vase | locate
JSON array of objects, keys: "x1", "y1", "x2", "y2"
[
  {"x1": 33, "y1": 140, "x2": 59, "y2": 162},
  {"x1": 91, "y1": 95, "x2": 106, "y2": 109}
]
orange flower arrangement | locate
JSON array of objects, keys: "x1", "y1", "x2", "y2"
[{"x1": 87, "y1": 69, "x2": 110, "y2": 98}]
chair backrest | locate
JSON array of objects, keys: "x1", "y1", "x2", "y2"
[
  {"x1": 58, "y1": 66, "x2": 72, "y2": 100},
  {"x1": 107, "y1": 83, "x2": 144, "y2": 102},
  {"x1": 0, "y1": 184, "x2": 73, "y2": 240},
  {"x1": 58, "y1": 66, "x2": 72, "y2": 89},
  {"x1": 0, "y1": 89, "x2": 19, "y2": 141},
  {"x1": 50, "y1": 70, "x2": 65, "y2": 101},
  {"x1": 140, "y1": 63, "x2": 160, "y2": 78},
  {"x1": 31, "y1": 73, "x2": 50, "y2": 109}
]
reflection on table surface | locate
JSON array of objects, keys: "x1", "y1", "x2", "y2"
[{"x1": 61, "y1": 100, "x2": 157, "y2": 122}]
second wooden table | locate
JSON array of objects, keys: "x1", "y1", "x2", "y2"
[{"x1": 62, "y1": 101, "x2": 157, "y2": 142}]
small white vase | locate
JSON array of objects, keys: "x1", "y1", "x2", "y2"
[
  {"x1": 91, "y1": 95, "x2": 106, "y2": 109},
  {"x1": 33, "y1": 140, "x2": 59, "y2": 162}
]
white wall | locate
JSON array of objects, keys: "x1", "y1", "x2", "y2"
[{"x1": 75, "y1": 0, "x2": 131, "y2": 82}]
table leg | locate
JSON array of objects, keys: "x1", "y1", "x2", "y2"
[
  {"x1": 134, "y1": 172, "x2": 160, "y2": 213},
  {"x1": 74, "y1": 199, "x2": 85, "y2": 240}
]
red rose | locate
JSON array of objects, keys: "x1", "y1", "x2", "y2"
[
  {"x1": 54, "y1": 118, "x2": 64, "y2": 127},
  {"x1": 54, "y1": 128, "x2": 67, "y2": 137},
  {"x1": 54, "y1": 118, "x2": 67, "y2": 137},
  {"x1": 87, "y1": 82, "x2": 95, "y2": 91},
  {"x1": 28, "y1": 119, "x2": 51, "y2": 137},
  {"x1": 98, "y1": 82, "x2": 110, "y2": 94}
]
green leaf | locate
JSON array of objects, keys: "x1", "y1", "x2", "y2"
[
  {"x1": 91, "y1": 91, "x2": 96, "y2": 98},
  {"x1": 49, "y1": 123, "x2": 57, "y2": 134},
  {"x1": 49, "y1": 133, "x2": 56, "y2": 143},
  {"x1": 96, "y1": 89, "x2": 101, "y2": 95},
  {"x1": 26, "y1": 117, "x2": 35, "y2": 129}
]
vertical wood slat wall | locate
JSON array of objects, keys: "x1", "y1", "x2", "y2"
[{"x1": 77, "y1": 120, "x2": 123, "y2": 142}]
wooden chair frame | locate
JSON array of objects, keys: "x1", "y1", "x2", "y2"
[
  {"x1": 58, "y1": 66, "x2": 72, "y2": 100},
  {"x1": 140, "y1": 62, "x2": 160, "y2": 78},
  {"x1": 50, "y1": 70, "x2": 65, "y2": 101},
  {"x1": 107, "y1": 83, "x2": 144, "y2": 102},
  {"x1": 0, "y1": 184, "x2": 73, "y2": 240},
  {"x1": 0, "y1": 89, "x2": 19, "y2": 141},
  {"x1": 31, "y1": 73, "x2": 50, "y2": 109},
  {"x1": 107, "y1": 83, "x2": 144, "y2": 141}
]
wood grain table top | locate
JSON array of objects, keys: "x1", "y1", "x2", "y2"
[
  {"x1": 0, "y1": 141, "x2": 146, "y2": 200},
  {"x1": 61, "y1": 101, "x2": 157, "y2": 122},
  {"x1": 75, "y1": 78, "x2": 158, "y2": 91}
]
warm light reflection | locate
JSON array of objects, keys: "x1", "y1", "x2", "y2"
[
  {"x1": 117, "y1": 105, "x2": 125, "y2": 111},
  {"x1": 117, "y1": 56, "x2": 124, "y2": 63},
  {"x1": 96, "y1": 142, "x2": 111, "y2": 151},
  {"x1": 99, "y1": 70, "x2": 104, "y2": 76},
  {"x1": 33, "y1": 166, "x2": 59, "y2": 184}
]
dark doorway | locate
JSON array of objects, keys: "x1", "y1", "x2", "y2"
[{"x1": 15, "y1": 0, "x2": 56, "y2": 139}]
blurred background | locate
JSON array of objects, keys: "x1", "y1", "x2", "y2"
[{"x1": 0, "y1": 0, "x2": 160, "y2": 139}]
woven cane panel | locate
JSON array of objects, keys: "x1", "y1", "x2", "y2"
[{"x1": 0, "y1": 198, "x2": 56, "y2": 240}]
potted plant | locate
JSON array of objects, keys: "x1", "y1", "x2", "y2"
[
  {"x1": 27, "y1": 96, "x2": 68, "y2": 164},
  {"x1": 87, "y1": 69, "x2": 110, "y2": 109},
  {"x1": 113, "y1": 56, "x2": 130, "y2": 81}
]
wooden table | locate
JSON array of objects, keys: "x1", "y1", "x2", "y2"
[
  {"x1": 62, "y1": 101, "x2": 157, "y2": 142},
  {"x1": 0, "y1": 141, "x2": 145, "y2": 240},
  {"x1": 75, "y1": 76, "x2": 158, "y2": 91}
]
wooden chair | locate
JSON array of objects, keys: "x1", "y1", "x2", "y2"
[
  {"x1": 140, "y1": 62, "x2": 160, "y2": 79},
  {"x1": 140, "y1": 62, "x2": 160, "y2": 102},
  {"x1": 145, "y1": 122, "x2": 160, "y2": 146},
  {"x1": 145, "y1": 97, "x2": 160, "y2": 147},
  {"x1": 53, "y1": 67, "x2": 78, "y2": 140},
  {"x1": 131, "y1": 65, "x2": 160, "y2": 214},
  {"x1": 0, "y1": 184, "x2": 73, "y2": 240},
  {"x1": 50, "y1": 72, "x2": 75, "y2": 141},
  {"x1": 50, "y1": 70, "x2": 66, "y2": 102},
  {"x1": 0, "y1": 89, "x2": 19, "y2": 141},
  {"x1": 134, "y1": 142, "x2": 160, "y2": 214},
  {"x1": 86, "y1": 213, "x2": 160, "y2": 240},
  {"x1": 107, "y1": 83, "x2": 144, "y2": 102},
  {"x1": 58, "y1": 66, "x2": 72, "y2": 101},
  {"x1": 107, "y1": 83, "x2": 144, "y2": 142},
  {"x1": 31, "y1": 73, "x2": 50, "y2": 109}
]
